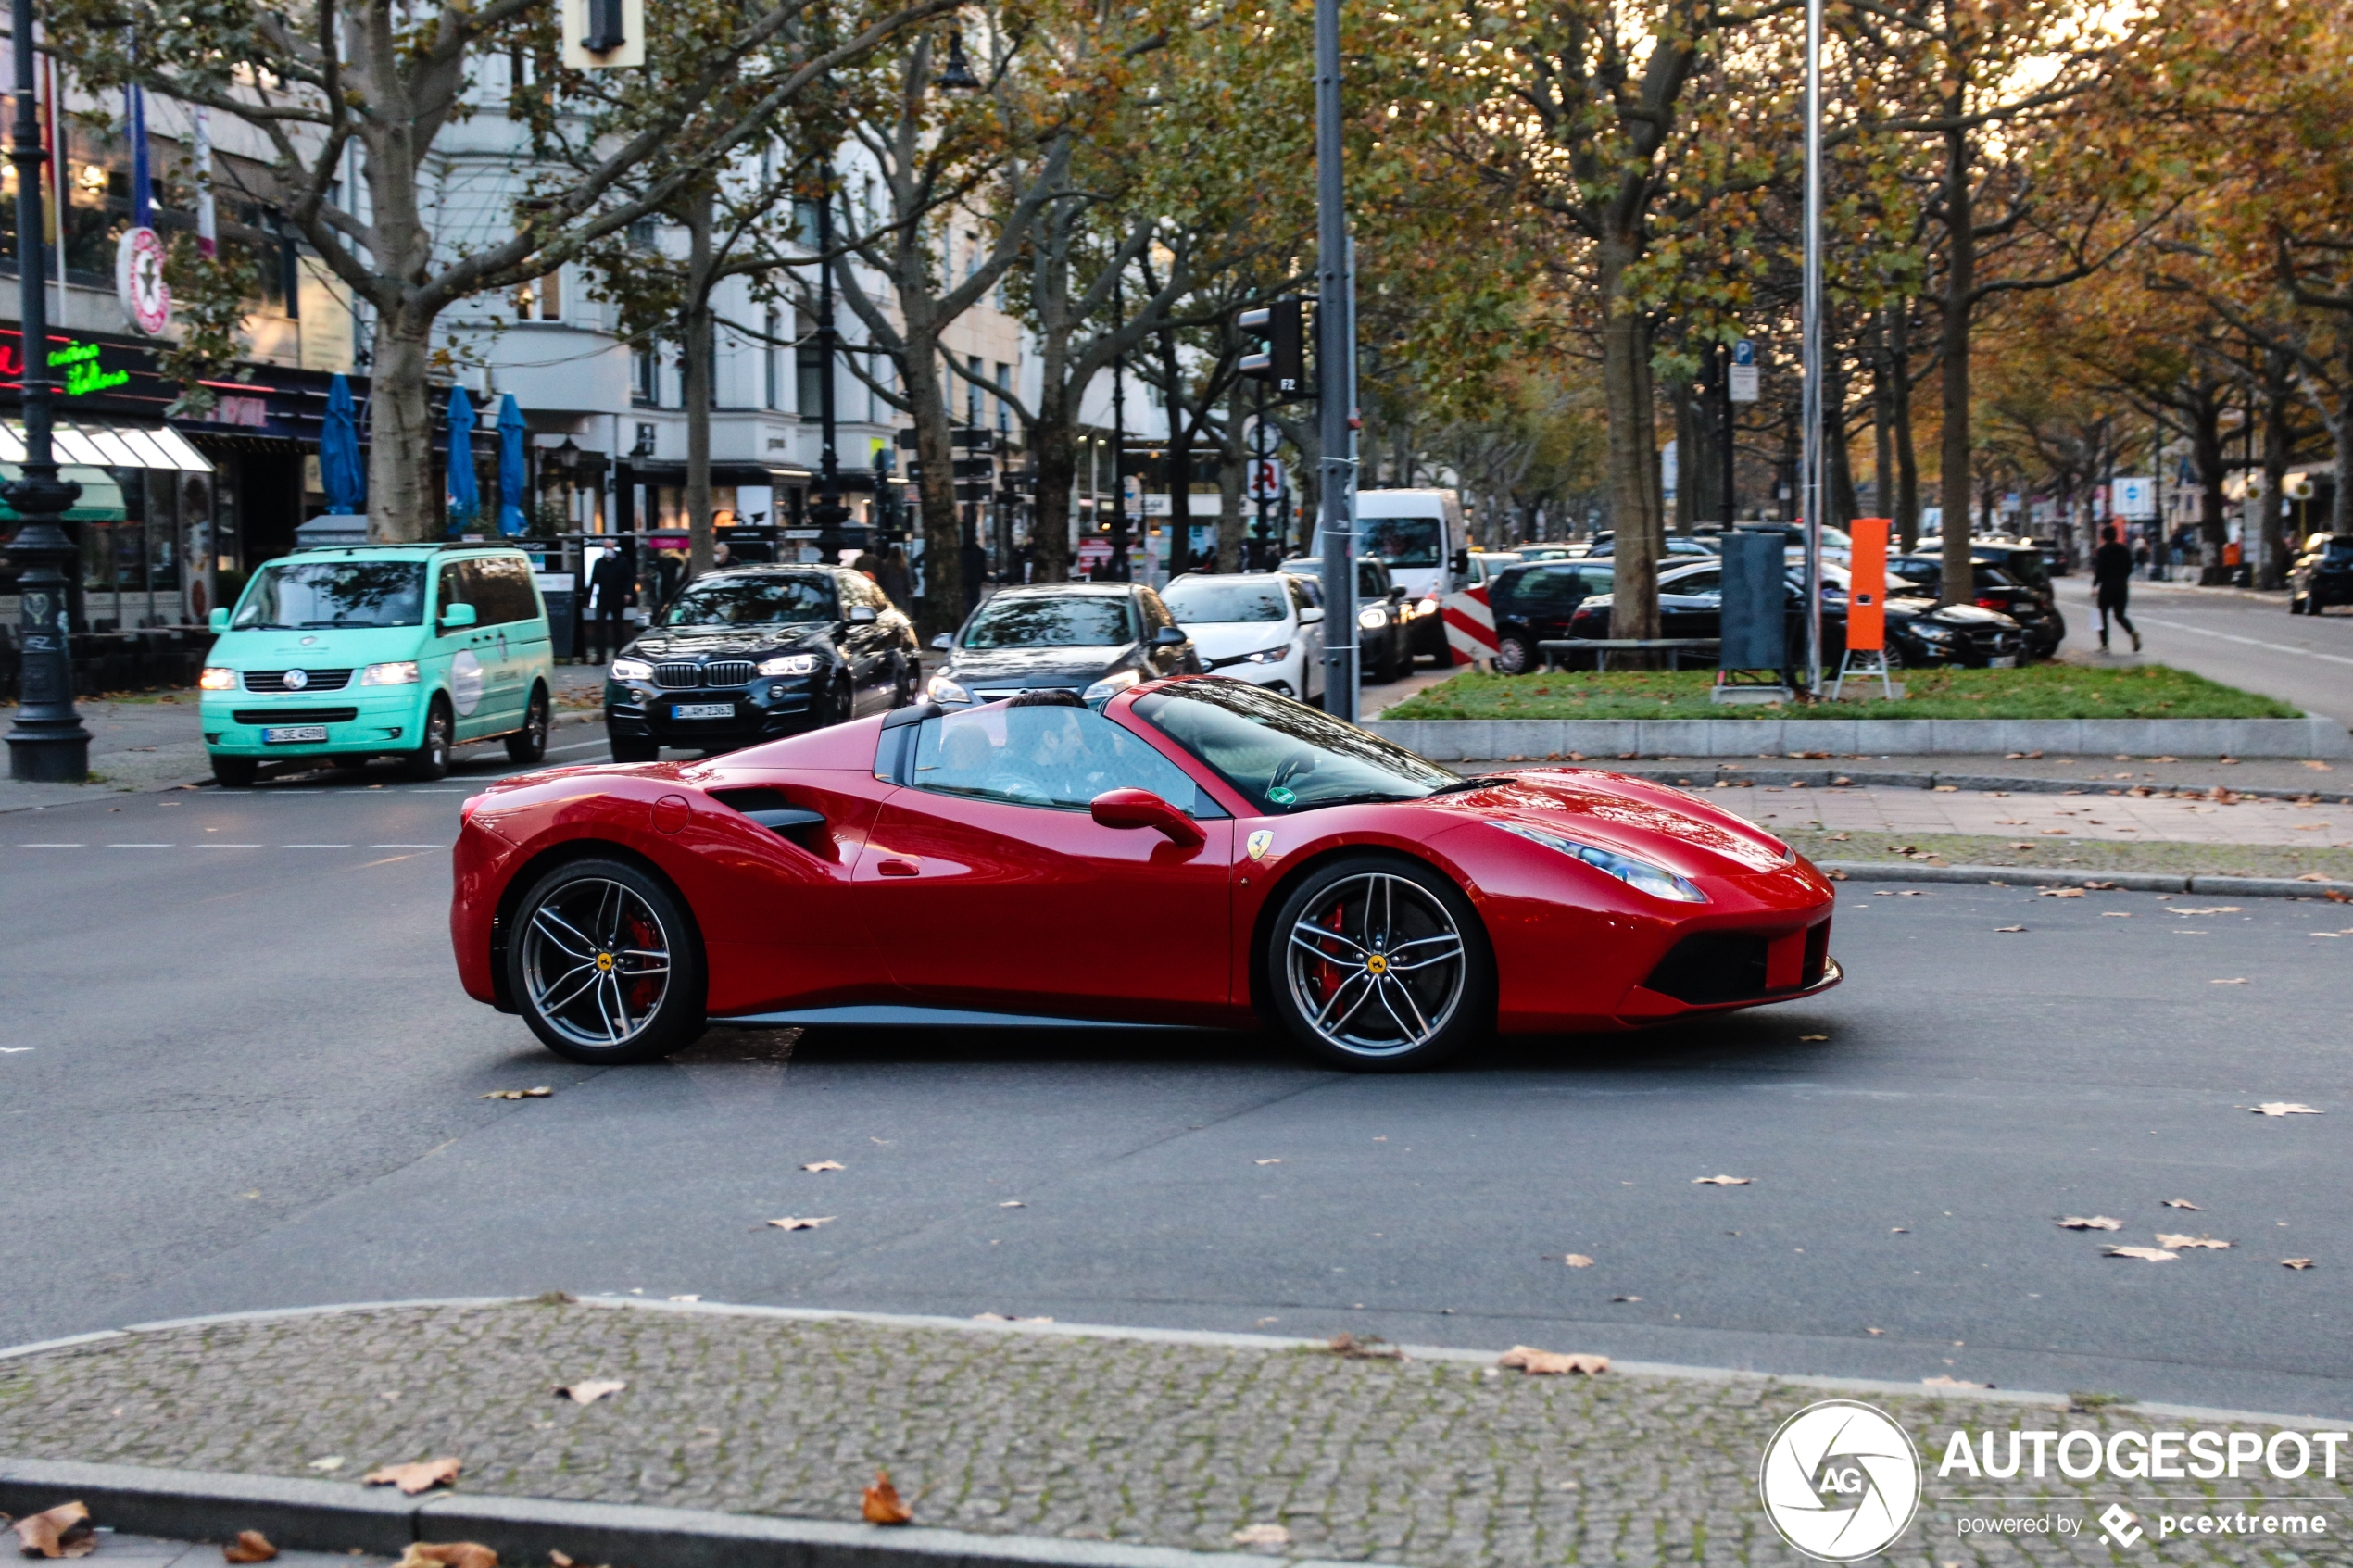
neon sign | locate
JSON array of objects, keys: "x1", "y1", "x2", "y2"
[{"x1": 0, "y1": 334, "x2": 134, "y2": 395}]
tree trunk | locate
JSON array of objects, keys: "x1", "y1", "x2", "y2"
[
  {"x1": 368, "y1": 319, "x2": 436, "y2": 543},
  {"x1": 1938, "y1": 122, "x2": 1975, "y2": 606},
  {"x1": 684, "y1": 188, "x2": 716, "y2": 581},
  {"x1": 1603, "y1": 242, "x2": 1660, "y2": 640},
  {"x1": 2258, "y1": 351, "x2": 2292, "y2": 591},
  {"x1": 2334, "y1": 341, "x2": 2353, "y2": 537},
  {"x1": 1891, "y1": 305, "x2": 1920, "y2": 551},
  {"x1": 1870, "y1": 314, "x2": 1894, "y2": 524},
  {"x1": 907, "y1": 349, "x2": 963, "y2": 638},
  {"x1": 1217, "y1": 382, "x2": 1246, "y2": 571},
  {"x1": 2191, "y1": 395, "x2": 2229, "y2": 568},
  {"x1": 1028, "y1": 391, "x2": 1077, "y2": 583}
]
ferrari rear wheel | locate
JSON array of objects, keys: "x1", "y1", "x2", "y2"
[
  {"x1": 509, "y1": 858, "x2": 705, "y2": 1064},
  {"x1": 1269, "y1": 854, "x2": 1492, "y2": 1071}
]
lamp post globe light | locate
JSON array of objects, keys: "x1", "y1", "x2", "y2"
[{"x1": 5, "y1": 0, "x2": 90, "y2": 782}]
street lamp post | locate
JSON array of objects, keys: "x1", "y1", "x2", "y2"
[
  {"x1": 5, "y1": 0, "x2": 89, "y2": 781},
  {"x1": 1797, "y1": 0, "x2": 1826, "y2": 696},
  {"x1": 1313, "y1": 0, "x2": 1357, "y2": 722},
  {"x1": 808, "y1": 159, "x2": 849, "y2": 557}
]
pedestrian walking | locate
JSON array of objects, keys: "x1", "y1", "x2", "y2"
[
  {"x1": 585, "y1": 546, "x2": 635, "y2": 664},
  {"x1": 878, "y1": 545, "x2": 913, "y2": 614},
  {"x1": 2094, "y1": 526, "x2": 2142, "y2": 653}
]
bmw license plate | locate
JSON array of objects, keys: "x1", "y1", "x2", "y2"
[
  {"x1": 1986, "y1": 655, "x2": 2019, "y2": 669},
  {"x1": 263, "y1": 724, "x2": 330, "y2": 744},
  {"x1": 672, "y1": 702, "x2": 734, "y2": 720}
]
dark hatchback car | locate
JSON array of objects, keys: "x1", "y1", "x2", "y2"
[
  {"x1": 605, "y1": 565, "x2": 919, "y2": 761},
  {"x1": 1563, "y1": 558, "x2": 2027, "y2": 670},
  {"x1": 1488, "y1": 558, "x2": 1617, "y2": 673},
  {"x1": 925, "y1": 582, "x2": 1202, "y2": 707},
  {"x1": 1277, "y1": 557, "x2": 1416, "y2": 680},
  {"x1": 1885, "y1": 553, "x2": 2065, "y2": 659},
  {"x1": 2290, "y1": 534, "x2": 2353, "y2": 614}
]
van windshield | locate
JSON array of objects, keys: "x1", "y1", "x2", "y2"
[
  {"x1": 1360, "y1": 516, "x2": 1442, "y2": 567},
  {"x1": 233, "y1": 561, "x2": 426, "y2": 630}
]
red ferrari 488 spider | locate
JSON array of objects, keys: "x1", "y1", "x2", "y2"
[{"x1": 450, "y1": 678, "x2": 1838, "y2": 1071}]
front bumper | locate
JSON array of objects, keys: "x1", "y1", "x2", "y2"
[
  {"x1": 201, "y1": 687, "x2": 424, "y2": 757},
  {"x1": 606, "y1": 676, "x2": 822, "y2": 746}
]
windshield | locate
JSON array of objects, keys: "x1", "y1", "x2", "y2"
[
  {"x1": 963, "y1": 593, "x2": 1137, "y2": 649},
  {"x1": 1133, "y1": 680, "x2": 1454, "y2": 813},
  {"x1": 663, "y1": 572, "x2": 838, "y2": 626},
  {"x1": 1161, "y1": 578, "x2": 1287, "y2": 624},
  {"x1": 1360, "y1": 516, "x2": 1442, "y2": 567},
  {"x1": 233, "y1": 561, "x2": 425, "y2": 630}
]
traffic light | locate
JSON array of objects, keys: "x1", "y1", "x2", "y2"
[{"x1": 1238, "y1": 298, "x2": 1306, "y2": 399}]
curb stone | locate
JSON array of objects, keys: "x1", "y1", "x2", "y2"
[
  {"x1": 1814, "y1": 860, "x2": 2353, "y2": 897},
  {"x1": 1552, "y1": 763, "x2": 2353, "y2": 807}
]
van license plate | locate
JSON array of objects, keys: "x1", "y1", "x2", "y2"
[
  {"x1": 264, "y1": 724, "x2": 330, "y2": 744},
  {"x1": 672, "y1": 702, "x2": 734, "y2": 720},
  {"x1": 1985, "y1": 655, "x2": 2019, "y2": 669}
]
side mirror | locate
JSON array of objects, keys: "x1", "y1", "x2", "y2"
[
  {"x1": 1151, "y1": 625, "x2": 1188, "y2": 647},
  {"x1": 440, "y1": 602, "x2": 478, "y2": 630},
  {"x1": 208, "y1": 608, "x2": 230, "y2": 634},
  {"x1": 1449, "y1": 550, "x2": 1469, "y2": 575},
  {"x1": 1298, "y1": 605, "x2": 1324, "y2": 624},
  {"x1": 848, "y1": 604, "x2": 878, "y2": 624},
  {"x1": 1089, "y1": 786, "x2": 1205, "y2": 848},
  {"x1": 1388, "y1": 585, "x2": 1406, "y2": 602},
  {"x1": 931, "y1": 632, "x2": 953, "y2": 650}
]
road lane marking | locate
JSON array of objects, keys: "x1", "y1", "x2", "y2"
[
  {"x1": 17, "y1": 843, "x2": 84, "y2": 847},
  {"x1": 2133, "y1": 614, "x2": 2353, "y2": 668},
  {"x1": 107, "y1": 843, "x2": 174, "y2": 847},
  {"x1": 280, "y1": 844, "x2": 354, "y2": 848},
  {"x1": 195, "y1": 844, "x2": 264, "y2": 847},
  {"x1": 367, "y1": 843, "x2": 445, "y2": 848}
]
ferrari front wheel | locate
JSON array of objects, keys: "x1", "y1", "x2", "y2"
[
  {"x1": 1269, "y1": 854, "x2": 1493, "y2": 1071},
  {"x1": 508, "y1": 858, "x2": 705, "y2": 1064}
]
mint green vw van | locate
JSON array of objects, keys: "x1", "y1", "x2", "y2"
[{"x1": 200, "y1": 544, "x2": 555, "y2": 785}]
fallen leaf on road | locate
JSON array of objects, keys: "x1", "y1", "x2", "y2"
[
  {"x1": 1254, "y1": 1159, "x2": 1282, "y2": 1165},
  {"x1": 395, "y1": 1545, "x2": 497, "y2": 1568},
  {"x1": 8, "y1": 1502, "x2": 95, "y2": 1559},
  {"x1": 223, "y1": 1530, "x2": 279, "y2": 1562},
  {"x1": 1865, "y1": 1327, "x2": 1885, "y2": 1336},
  {"x1": 1498, "y1": 1345, "x2": 1609, "y2": 1375},
  {"x1": 1994, "y1": 819, "x2": 2028, "y2": 825},
  {"x1": 480, "y1": 1087, "x2": 553, "y2": 1100},
  {"x1": 2156, "y1": 1235, "x2": 2232, "y2": 1250},
  {"x1": 2101, "y1": 911, "x2": 2133, "y2": 918},
  {"x1": 2253, "y1": 1103, "x2": 2322, "y2": 1116},
  {"x1": 667, "y1": 1295, "x2": 699, "y2": 1303},
  {"x1": 2056, "y1": 1217, "x2": 2124, "y2": 1231},
  {"x1": 2211, "y1": 978, "x2": 2250, "y2": 985},
  {"x1": 799, "y1": 1160, "x2": 845, "y2": 1173},
  {"x1": 2105, "y1": 1246, "x2": 2179, "y2": 1262},
  {"x1": 2171, "y1": 907, "x2": 2241, "y2": 914},
  {"x1": 1610, "y1": 1295, "x2": 1642, "y2": 1302},
  {"x1": 365, "y1": 1458, "x2": 461, "y2": 1495},
  {"x1": 553, "y1": 1380, "x2": 625, "y2": 1407},
  {"x1": 2304, "y1": 760, "x2": 2335, "y2": 771},
  {"x1": 1562, "y1": 1254, "x2": 1594, "y2": 1268},
  {"x1": 1693, "y1": 1174, "x2": 1754, "y2": 1185},
  {"x1": 2161, "y1": 1199, "x2": 2203, "y2": 1210},
  {"x1": 1921, "y1": 1375, "x2": 1991, "y2": 1388},
  {"x1": 2283, "y1": 1259, "x2": 2315, "y2": 1270},
  {"x1": 2042, "y1": 828, "x2": 2069, "y2": 835},
  {"x1": 2037, "y1": 888, "x2": 2085, "y2": 898},
  {"x1": 1232, "y1": 1524, "x2": 1290, "y2": 1548},
  {"x1": 1327, "y1": 1332, "x2": 1403, "y2": 1360},
  {"x1": 307, "y1": 1457, "x2": 345, "y2": 1473},
  {"x1": 1800, "y1": 1033, "x2": 1829, "y2": 1040},
  {"x1": 550, "y1": 1554, "x2": 610, "y2": 1568},
  {"x1": 2082, "y1": 881, "x2": 2119, "y2": 890},
  {"x1": 862, "y1": 1470, "x2": 912, "y2": 1525},
  {"x1": 971, "y1": 1312, "x2": 1053, "y2": 1323},
  {"x1": 998, "y1": 1200, "x2": 1025, "y2": 1208},
  {"x1": 1994, "y1": 926, "x2": 2027, "y2": 933},
  {"x1": 765, "y1": 1216, "x2": 835, "y2": 1230}
]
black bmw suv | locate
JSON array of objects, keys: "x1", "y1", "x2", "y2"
[{"x1": 605, "y1": 565, "x2": 920, "y2": 760}]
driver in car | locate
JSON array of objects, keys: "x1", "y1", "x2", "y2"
[{"x1": 993, "y1": 689, "x2": 1114, "y2": 807}]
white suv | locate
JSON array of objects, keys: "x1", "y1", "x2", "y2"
[{"x1": 1158, "y1": 572, "x2": 1327, "y2": 706}]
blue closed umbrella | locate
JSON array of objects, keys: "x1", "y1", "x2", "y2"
[
  {"x1": 497, "y1": 393, "x2": 528, "y2": 537},
  {"x1": 321, "y1": 373, "x2": 363, "y2": 514},
  {"x1": 445, "y1": 384, "x2": 479, "y2": 534}
]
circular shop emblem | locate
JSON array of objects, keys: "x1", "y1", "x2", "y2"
[
  {"x1": 116, "y1": 227, "x2": 171, "y2": 336},
  {"x1": 282, "y1": 668, "x2": 309, "y2": 691},
  {"x1": 450, "y1": 648, "x2": 484, "y2": 716},
  {"x1": 1757, "y1": 1399, "x2": 1922, "y2": 1562}
]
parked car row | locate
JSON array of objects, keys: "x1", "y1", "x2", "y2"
[{"x1": 2289, "y1": 533, "x2": 2353, "y2": 615}]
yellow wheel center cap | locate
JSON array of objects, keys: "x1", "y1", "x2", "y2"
[
  {"x1": 596, "y1": 952, "x2": 615, "y2": 972},
  {"x1": 1365, "y1": 954, "x2": 1389, "y2": 975}
]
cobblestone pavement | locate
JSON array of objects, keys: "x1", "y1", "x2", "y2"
[
  {"x1": 5, "y1": 1302, "x2": 2349, "y2": 1566},
  {"x1": 1700, "y1": 783, "x2": 2353, "y2": 848}
]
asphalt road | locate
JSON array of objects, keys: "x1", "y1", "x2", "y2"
[
  {"x1": 5, "y1": 752, "x2": 2349, "y2": 1420},
  {"x1": 2054, "y1": 575, "x2": 2353, "y2": 728}
]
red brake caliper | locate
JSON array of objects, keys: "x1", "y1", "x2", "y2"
[{"x1": 1313, "y1": 900, "x2": 1348, "y2": 1006}]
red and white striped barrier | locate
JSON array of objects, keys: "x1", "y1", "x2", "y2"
[{"x1": 1441, "y1": 585, "x2": 1497, "y2": 667}]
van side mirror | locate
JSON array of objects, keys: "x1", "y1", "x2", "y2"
[
  {"x1": 208, "y1": 608, "x2": 230, "y2": 634},
  {"x1": 1151, "y1": 625, "x2": 1189, "y2": 646},
  {"x1": 440, "y1": 602, "x2": 478, "y2": 631},
  {"x1": 1298, "y1": 605, "x2": 1324, "y2": 624},
  {"x1": 1089, "y1": 787, "x2": 1205, "y2": 847},
  {"x1": 1450, "y1": 550, "x2": 1469, "y2": 575},
  {"x1": 931, "y1": 632, "x2": 952, "y2": 650},
  {"x1": 847, "y1": 604, "x2": 878, "y2": 624}
]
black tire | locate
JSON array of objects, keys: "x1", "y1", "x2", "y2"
[
  {"x1": 2289, "y1": 595, "x2": 2307, "y2": 616},
  {"x1": 506, "y1": 857, "x2": 705, "y2": 1065},
  {"x1": 210, "y1": 754, "x2": 258, "y2": 787},
  {"x1": 609, "y1": 734, "x2": 661, "y2": 763},
  {"x1": 1494, "y1": 634, "x2": 1536, "y2": 676},
  {"x1": 507, "y1": 685, "x2": 550, "y2": 763},
  {"x1": 1265, "y1": 852, "x2": 1494, "y2": 1072},
  {"x1": 403, "y1": 698, "x2": 453, "y2": 781}
]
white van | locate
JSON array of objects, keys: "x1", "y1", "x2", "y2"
[{"x1": 1355, "y1": 488, "x2": 1464, "y2": 661}]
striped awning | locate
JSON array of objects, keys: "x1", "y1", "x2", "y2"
[{"x1": 0, "y1": 417, "x2": 214, "y2": 473}]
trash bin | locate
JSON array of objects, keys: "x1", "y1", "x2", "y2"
[{"x1": 535, "y1": 572, "x2": 578, "y2": 660}]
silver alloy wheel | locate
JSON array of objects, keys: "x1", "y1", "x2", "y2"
[
  {"x1": 521, "y1": 877, "x2": 673, "y2": 1048},
  {"x1": 1285, "y1": 871, "x2": 1468, "y2": 1058}
]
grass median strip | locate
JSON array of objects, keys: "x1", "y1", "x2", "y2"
[
  {"x1": 1788, "y1": 830, "x2": 2353, "y2": 883},
  {"x1": 1385, "y1": 664, "x2": 2299, "y2": 721}
]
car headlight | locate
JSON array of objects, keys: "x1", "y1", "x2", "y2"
[
  {"x1": 1083, "y1": 669, "x2": 1143, "y2": 702},
  {"x1": 926, "y1": 673, "x2": 971, "y2": 704},
  {"x1": 610, "y1": 658, "x2": 654, "y2": 680},
  {"x1": 1489, "y1": 820, "x2": 1708, "y2": 903},
  {"x1": 359, "y1": 660, "x2": 420, "y2": 685},
  {"x1": 759, "y1": 653, "x2": 820, "y2": 676},
  {"x1": 1913, "y1": 624, "x2": 1955, "y2": 641},
  {"x1": 1358, "y1": 608, "x2": 1388, "y2": 630},
  {"x1": 1417, "y1": 596, "x2": 1441, "y2": 617},
  {"x1": 198, "y1": 666, "x2": 236, "y2": 691},
  {"x1": 1242, "y1": 645, "x2": 1291, "y2": 664}
]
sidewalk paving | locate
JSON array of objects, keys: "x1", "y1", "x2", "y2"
[{"x1": 5, "y1": 1299, "x2": 2348, "y2": 1567}]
